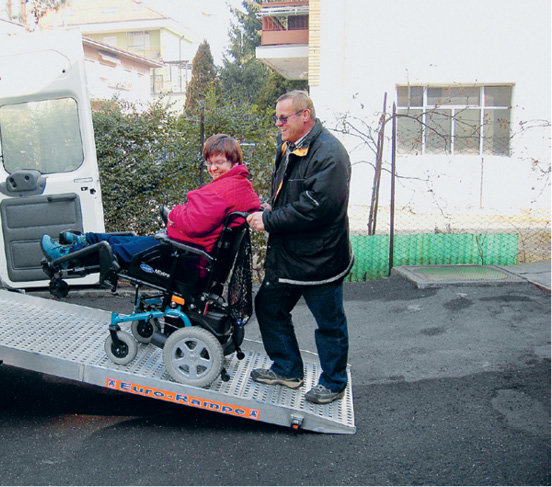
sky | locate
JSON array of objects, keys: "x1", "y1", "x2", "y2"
[{"x1": 141, "y1": 0, "x2": 244, "y2": 66}]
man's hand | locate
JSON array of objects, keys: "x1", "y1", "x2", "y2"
[{"x1": 247, "y1": 211, "x2": 265, "y2": 232}]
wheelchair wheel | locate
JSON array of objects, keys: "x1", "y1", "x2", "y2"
[
  {"x1": 131, "y1": 318, "x2": 159, "y2": 344},
  {"x1": 163, "y1": 326, "x2": 224, "y2": 387},
  {"x1": 104, "y1": 330, "x2": 138, "y2": 365}
]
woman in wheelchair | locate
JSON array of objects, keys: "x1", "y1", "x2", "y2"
[
  {"x1": 40, "y1": 133, "x2": 261, "y2": 273},
  {"x1": 40, "y1": 134, "x2": 260, "y2": 387}
]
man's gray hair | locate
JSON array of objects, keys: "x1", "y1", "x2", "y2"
[{"x1": 277, "y1": 90, "x2": 316, "y2": 119}]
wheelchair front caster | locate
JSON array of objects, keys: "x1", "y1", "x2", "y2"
[
  {"x1": 131, "y1": 318, "x2": 159, "y2": 344},
  {"x1": 49, "y1": 278, "x2": 69, "y2": 299},
  {"x1": 104, "y1": 330, "x2": 137, "y2": 365},
  {"x1": 220, "y1": 368, "x2": 230, "y2": 382}
]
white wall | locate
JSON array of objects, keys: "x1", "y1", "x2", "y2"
[
  {"x1": 83, "y1": 50, "x2": 153, "y2": 107},
  {"x1": 160, "y1": 28, "x2": 194, "y2": 61},
  {"x1": 85, "y1": 60, "x2": 150, "y2": 105},
  {"x1": 312, "y1": 0, "x2": 551, "y2": 213}
]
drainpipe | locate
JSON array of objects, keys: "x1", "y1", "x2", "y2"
[{"x1": 179, "y1": 35, "x2": 188, "y2": 93}]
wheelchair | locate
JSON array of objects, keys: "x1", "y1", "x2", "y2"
[{"x1": 41, "y1": 209, "x2": 254, "y2": 388}]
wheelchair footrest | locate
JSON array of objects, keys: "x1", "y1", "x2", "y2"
[{"x1": 42, "y1": 241, "x2": 120, "y2": 294}]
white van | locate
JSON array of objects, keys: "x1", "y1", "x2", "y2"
[{"x1": 0, "y1": 30, "x2": 105, "y2": 288}]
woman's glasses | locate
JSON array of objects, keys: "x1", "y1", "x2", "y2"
[{"x1": 204, "y1": 158, "x2": 229, "y2": 167}]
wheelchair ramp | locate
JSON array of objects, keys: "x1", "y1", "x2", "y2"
[{"x1": 0, "y1": 290, "x2": 355, "y2": 434}]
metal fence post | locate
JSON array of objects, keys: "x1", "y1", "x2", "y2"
[{"x1": 389, "y1": 103, "x2": 397, "y2": 275}]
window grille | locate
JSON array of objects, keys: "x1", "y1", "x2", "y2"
[{"x1": 397, "y1": 85, "x2": 512, "y2": 156}]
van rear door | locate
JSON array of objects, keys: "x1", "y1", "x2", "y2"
[{"x1": 0, "y1": 30, "x2": 105, "y2": 288}]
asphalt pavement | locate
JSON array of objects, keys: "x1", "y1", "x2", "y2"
[{"x1": 0, "y1": 263, "x2": 549, "y2": 485}]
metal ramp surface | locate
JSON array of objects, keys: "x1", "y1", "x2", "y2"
[{"x1": 0, "y1": 290, "x2": 355, "y2": 434}]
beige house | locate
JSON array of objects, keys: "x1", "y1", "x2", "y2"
[
  {"x1": 0, "y1": 16, "x2": 161, "y2": 105},
  {"x1": 38, "y1": 0, "x2": 194, "y2": 104},
  {"x1": 82, "y1": 36, "x2": 163, "y2": 105}
]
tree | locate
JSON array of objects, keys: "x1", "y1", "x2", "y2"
[
  {"x1": 226, "y1": 0, "x2": 262, "y2": 61},
  {"x1": 219, "y1": 0, "x2": 307, "y2": 110},
  {"x1": 219, "y1": 0, "x2": 269, "y2": 105},
  {"x1": 184, "y1": 41, "x2": 217, "y2": 113},
  {"x1": 255, "y1": 71, "x2": 309, "y2": 112},
  {"x1": 25, "y1": 0, "x2": 66, "y2": 26}
]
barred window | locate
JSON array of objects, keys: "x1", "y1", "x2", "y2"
[
  {"x1": 397, "y1": 85, "x2": 512, "y2": 156},
  {"x1": 127, "y1": 31, "x2": 150, "y2": 57}
]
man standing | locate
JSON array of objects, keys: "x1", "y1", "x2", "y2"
[{"x1": 247, "y1": 91, "x2": 353, "y2": 404}]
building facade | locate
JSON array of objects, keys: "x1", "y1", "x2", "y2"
[
  {"x1": 82, "y1": 37, "x2": 163, "y2": 105},
  {"x1": 257, "y1": 0, "x2": 551, "y2": 217},
  {"x1": 38, "y1": 0, "x2": 194, "y2": 106}
]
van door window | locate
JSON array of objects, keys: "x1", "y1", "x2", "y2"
[{"x1": 0, "y1": 97, "x2": 84, "y2": 174}]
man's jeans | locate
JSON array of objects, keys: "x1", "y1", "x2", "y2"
[{"x1": 255, "y1": 279, "x2": 349, "y2": 392}]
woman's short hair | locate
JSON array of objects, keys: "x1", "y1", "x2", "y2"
[
  {"x1": 202, "y1": 134, "x2": 243, "y2": 165},
  {"x1": 277, "y1": 90, "x2": 316, "y2": 119}
]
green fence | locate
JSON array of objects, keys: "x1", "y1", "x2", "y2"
[{"x1": 347, "y1": 233, "x2": 519, "y2": 281}]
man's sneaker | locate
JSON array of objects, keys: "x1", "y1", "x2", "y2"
[
  {"x1": 305, "y1": 384, "x2": 345, "y2": 404},
  {"x1": 40, "y1": 235, "x2": 71, "y2": 261},
  {"x1": 60, "y1": 231, "x2": 88, "y2": 246},
  {"x1": 250, "y1": 368, "x2": 304, "y2": 389}
]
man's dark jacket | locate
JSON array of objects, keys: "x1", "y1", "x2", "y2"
[{"x1": 262, "y1": 118, "x2": 354, "y2": 285}]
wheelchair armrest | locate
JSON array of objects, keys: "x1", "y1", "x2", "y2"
[{"x1": 153, "y1": 231, "x2": 213, "y2": 261}]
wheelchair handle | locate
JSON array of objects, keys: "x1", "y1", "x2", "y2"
[
  {"x1": 223, "y1": 211, "x2": 250, "y2": 227},
  {"x1": 160, "y1": 205, "x2": 170, "y2": 225},
  {"x1": 227, "y1": 211, "x2": 250, "y2": 219}
]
